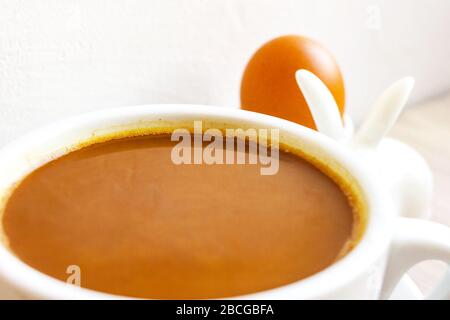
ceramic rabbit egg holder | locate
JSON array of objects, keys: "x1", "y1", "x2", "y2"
[{"x1": 295, "y1": 70, "x2": 432, "y2": 221}]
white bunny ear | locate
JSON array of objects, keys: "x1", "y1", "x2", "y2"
[
  {"x1": 353, "y1": 77, "x2": 415, "y2": 148},
  {"x1": 295, "y1": 69, "x2": 345, "y2": 140}
]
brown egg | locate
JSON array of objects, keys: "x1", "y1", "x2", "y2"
[{"x1": 240, "y1": 35, "x2": 345, "y2": 129}]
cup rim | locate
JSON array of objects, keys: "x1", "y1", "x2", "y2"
[{"x1": 0, "y1": 104, "x2": 393, "y2": 299}]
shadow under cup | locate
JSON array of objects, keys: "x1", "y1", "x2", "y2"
[{"x1": 0, "y1": 115, "x2": 368, "y2": 299}]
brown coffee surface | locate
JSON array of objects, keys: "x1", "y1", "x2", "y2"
[{"x1": 2, "y1": 134, "x2": 357, "y2": 299}]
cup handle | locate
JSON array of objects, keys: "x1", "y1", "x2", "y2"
[{"x1": 381, "y1": 217, "x2": 450, "y2": 299}]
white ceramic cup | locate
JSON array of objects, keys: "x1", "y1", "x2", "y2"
[{"x1": 0, "y1": 104, "x2": 449, "y2": 299}]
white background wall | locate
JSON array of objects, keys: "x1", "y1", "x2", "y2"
[{"x1": 1, "y1": 0, "x2": 449, "y2": 146}]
